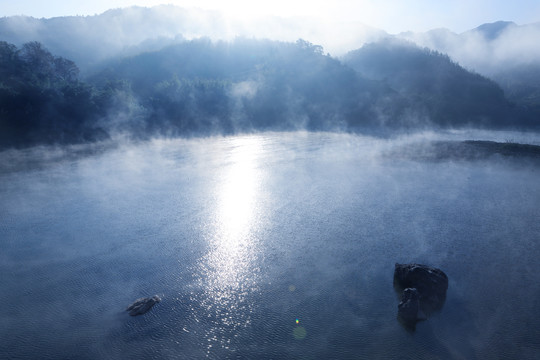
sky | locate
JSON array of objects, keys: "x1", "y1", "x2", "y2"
[{"x1": 2, "y1": 0, "x2": 540, "y2": 33}]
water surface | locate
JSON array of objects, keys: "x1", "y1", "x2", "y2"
[{"x1": 1, "y1": 132, "x2": 539, "y2": 359}]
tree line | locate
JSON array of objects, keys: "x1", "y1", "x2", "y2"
[
  {"x1": 0, "y1": 38, "x2": 537, "y2": 149},
  {"x1": 0, "y1": 41, "x2": 110, "y2": 148}
]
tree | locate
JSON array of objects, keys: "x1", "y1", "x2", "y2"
[
  {"x1": 295, "y1": 39, "x2": 324, "y2": 55},
  {"x1": 18, "y1": 41, "x2": 55, "y2": 84},
  {"x1": 0, "y1": 41, "x2": 108, "y2": 149},
  {"x1": 54, "y1": 57, "x2": 79, "y2": 83}
]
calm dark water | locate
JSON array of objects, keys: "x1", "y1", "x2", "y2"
[{"x1": 1, "y1": 132, "x2": 539, "y2": 359}]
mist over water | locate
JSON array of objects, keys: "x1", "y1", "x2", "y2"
[{"x1": 1, "y1": 131, "x2": 539, "y2": 359}]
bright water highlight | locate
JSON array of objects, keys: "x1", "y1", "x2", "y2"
[{"x1": 1, "y1": 132, "x2": 539, "y2": 359}]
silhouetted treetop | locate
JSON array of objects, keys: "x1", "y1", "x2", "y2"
[{"x1": 0, "y1": 42, "x2": 107, "y2": 148}]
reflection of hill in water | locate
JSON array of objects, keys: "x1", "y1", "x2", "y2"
[
  {"x1": 0, "y1": 141, "x2": 116, "y2": 174},
  {"x1": 392, "y1": 140, "x2": 540, "y2": 163}
]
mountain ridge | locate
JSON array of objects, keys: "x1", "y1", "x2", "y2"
[{"x1": 1, "y1": 7, "x2": 539, "y2": 149}]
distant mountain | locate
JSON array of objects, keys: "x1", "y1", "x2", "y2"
[
  {"x1": 2, "y1": 17, "x2": 540, "y2": 149},
  {"x1": 398, "y1": 21, "x2": 540, "y2": 113},
  {"x1": 0, "y1": 6, "x2": 210, "y2": 70},
  {"x1": 0, "y1": 5, "x2": 387, "y2": 70},
  {"x1": 343, "y1": 38, "x2": 515, "y2": 128},
  {"x1": 398, "y1": 21, "x2": 540, "y2": 73},
  {"x1": 89, "y1": 38, "x2": 402, "y2": 136},
  {"x1": 469, "y1": 21, "x2": 517, "y2": 41},
  {"x1": 0, "y1": 39, "x2": 407, "y2": 149}
]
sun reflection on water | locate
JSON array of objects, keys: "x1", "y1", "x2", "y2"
[
  {"x1": 217, "y1": 140, "x2": 260, "y2": 242},
  {"x1": 196, "y1": 135, "x2": 265, "y2": 352}
]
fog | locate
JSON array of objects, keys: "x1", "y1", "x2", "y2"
[
  {"x1": 2, "y1": 5, "x2": 539, "y2": 75},
  {"x1": 5, "y1": 34, "x2": 538, "y2": 151},
  {"x1": 1, "y1": 4, "x2": 540, "y2": 358},
  {"x1": 399, "y1": 21, "x2": 540, "y2": 75},
  {"x1": 1, "y1": 132, "x2": 539, "y2": 359},
  {"x1": 0, "y1": 5, "x2": 387, "y2": 69},
  {"x1": 2, "y1": 5, "x2": 539, "y2": 150}
]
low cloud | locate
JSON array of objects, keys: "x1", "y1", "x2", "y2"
[
  {"x1": 0, "y1": 5, "x2": 388, "y2": 70},
  {"x1": 399, "y1": 21, "x2": 540, "y2": 75}
]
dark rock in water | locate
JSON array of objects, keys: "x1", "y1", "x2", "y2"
[
  {"x1": 394, "y1": 263, "x2": 448, "y2": 329},
  {"x1": 394, "y1": 263, "x2": 448, "y2": 308},
  {"x1": 398, "y1": 288, "x2": 423, "y2": 327},
  {"x1": 126, "y1": 295, "x2": 161, "y2": 316}
]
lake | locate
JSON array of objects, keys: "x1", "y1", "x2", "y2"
[{"x1": 1, "y1": 131, "x2": 539, "y2": 359}]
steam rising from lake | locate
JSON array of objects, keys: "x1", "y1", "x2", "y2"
[{"x1": 1, "y1": 131, "x2": 539, "y2": 359}]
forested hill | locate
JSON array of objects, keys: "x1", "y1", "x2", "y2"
[
  {"x1": 90, "y1": 38, "x2": 401, "y2": 136},
  {"x1": 0, "y1": 41, "x2": 108, "y2": 148},
  {"x1": 343, "y1": 38, "x2": 524, "y2": 127},
  {"x1": 0, "y1": 38, "x2": 538, "y2": 149}
]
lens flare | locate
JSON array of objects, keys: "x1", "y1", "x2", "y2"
[{"x1": 293, "y1": 326, "x2": 307, "y2": 340}]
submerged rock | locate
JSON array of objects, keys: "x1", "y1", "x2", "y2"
[
  {"x1": 126, "y1": 295, "x2": 161, "y2": 316},
  {"x1": 398, "y1": 288, "x2": 424, "y2": 325},
  {"x1": 394, "y1": 263, "x2": 448, "y2": 329}
]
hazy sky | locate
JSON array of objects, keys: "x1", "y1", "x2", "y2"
[{"x1": 2, "y1": 0, "x2": 540, "y2": 33}]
